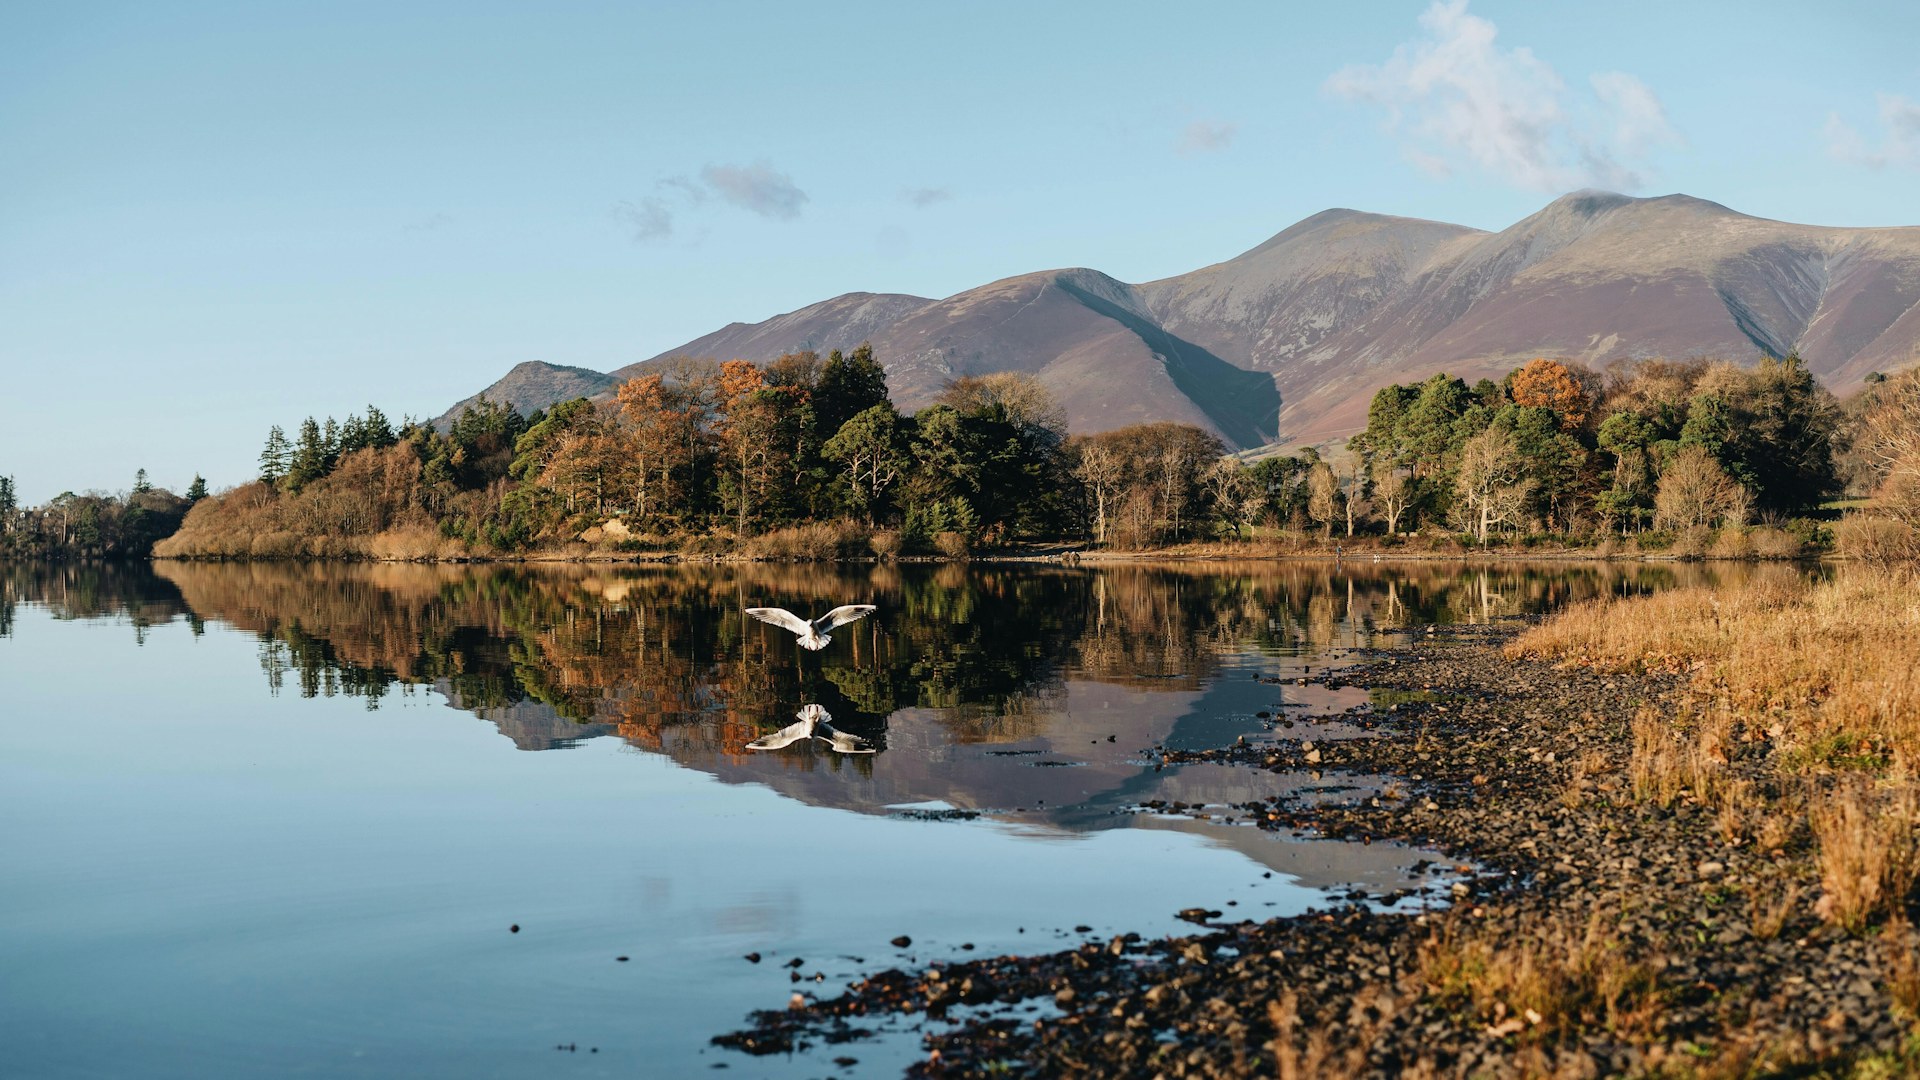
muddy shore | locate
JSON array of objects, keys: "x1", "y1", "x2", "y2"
[{"x1": 715, "y1": 620, "x2": 1910, "y2": 1077}]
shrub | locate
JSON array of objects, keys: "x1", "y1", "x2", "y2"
[
  {"x1": 1671, "y1": 525, "x2": 1714, "y2": 560},
  {"x1": 1835, "y1": 516, "x2": 1920, "y2": 567},
  {"x1": 1710, "y1": 527, "x2": 1753, "y2": 560},
  {"x1": 744, "y1": 520, "x2": 868, "y2": 561},
  {"x1": 367, "y1": 526, "x2": 432, "y2": 561},
  {"x1": 868, "y1": 529, "x2": 901, "y2": 560},
  {"x1": 1749, "y1": 526, "x2": 1802, "y2": 560},
  {"x1": 933, "y1": 531, "x2": 970, "y2": 559}
]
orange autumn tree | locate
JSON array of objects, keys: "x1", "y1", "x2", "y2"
[
  {"x1": 1509, "y1": 358, "x2": 1590, "y2": 431},
  {"x1": 715, "y1": 360, "x2": 789, "y2": 533},
  {"x1": 617, "y1": 373, "x2": 704, "y2": 527}
]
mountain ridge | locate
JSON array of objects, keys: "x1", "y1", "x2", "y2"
[{"x1": 440, "y1": 192, "x2": 1920, "y2": 447}]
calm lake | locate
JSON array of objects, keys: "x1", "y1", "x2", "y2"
[{"x1": 0, "y1": 558, "x2": 1785, "y2": 1078}]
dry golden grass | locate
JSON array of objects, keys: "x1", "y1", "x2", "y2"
[
  {"x1": 1416, "y1": 908, "x2": 1661, "y2": 1048},
  {"x1": 1508, "y1": 570, "x2": 1920, "y2": 769},
  {"x1": 1560, "y1": 749, "x2": 1612, "y2": 808},
  {"x1": 1629, "y1": 707, "x2": 1732, "y2": 808},
  {"x1": 1810, "y1": 779, "x2": 1920, "y2": 933},
  {"x1": 1751, "y1": 879, "x2": 1805, "y2": 941},
  {"x1": 1264, "y1": 987, "x2": 1411, "y2": 1080},
  {"x1": 740, "y1": 520, "x2": 868, "y2": 561},
  {"x1": 1883, "y1": 914, "x2": 1920, "y2": 1021},
  {"x1": 1513, "y1": 568, "x2": 1920, "y2": 934}
]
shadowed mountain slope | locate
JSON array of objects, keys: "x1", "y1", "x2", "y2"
[{"x1": 448, "y1": 193, "x2": 1920, "y2": 448}]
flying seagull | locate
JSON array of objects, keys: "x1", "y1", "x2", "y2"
[
  {"x1": 746, "y1": 704, "x2": 875, "y2": 754},
  {"x1": 744, "y1": 604, "x2": 877, "y2": 651}
]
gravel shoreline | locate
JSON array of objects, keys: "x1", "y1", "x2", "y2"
[{"x1": 715, "y1": 619, "x2": 1914, "y2": 1077}]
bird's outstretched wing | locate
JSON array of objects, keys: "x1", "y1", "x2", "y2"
[
  {"x1": 745, "y1": 607, "x2": 813, "y2": 636},
  {"x1": 747, "y1": 719, "x2": 814, "y2": 751},
  {"x1": 813, "y1": 720, "x2": 875, "y2": 754},
  {"x1": 815, "y1": 604, "x2": 877, "y2": 632}
]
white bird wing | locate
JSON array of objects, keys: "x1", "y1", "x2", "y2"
[
  {"x1": 815, "y1": 604, "x2": 878, "y2": 632},
  {"x1": 745, "y1": 607, "x2": 814, "y2": 636},
  {"x1": 747, "y1": 719, "x2": 814, "y2": 751},
  {"x1": 812, "y1": 720, "x2": 875, "y2": 754}
]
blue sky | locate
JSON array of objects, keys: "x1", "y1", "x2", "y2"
[{"x1": 3, "y1": 0, "x2": 1917, "y2": 503}]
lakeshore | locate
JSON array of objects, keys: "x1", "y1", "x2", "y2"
[{"x1": 720, "y1": 569, "x2": 1920, "y2": 1078}]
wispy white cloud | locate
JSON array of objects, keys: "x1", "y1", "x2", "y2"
[
  {"x1": 1176, "y1": 119, "x2": 1238, "y2": 155},
  {"x1": 902, "y1": 186, "x2": 951, "y2": 209},
  {"x1": 1826, "y1": 93, "x2": 1920, "y2": 169},
  {"x1": 614, "y1": 198, "x2": 673, "y2": 244},
  {"x1": 699, "y1": 160, "x2": 808, "y2": 220},
  {"x1": 1325, "y1": 0, "x2": 1679, "y2": 192},
  {"x1": 615, "y1": 159, "x2": 808, "y2": 245}
]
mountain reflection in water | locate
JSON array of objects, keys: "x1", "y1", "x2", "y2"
[{"x1": 2, "y1": 558, "x2": 1798, "y2": 886}]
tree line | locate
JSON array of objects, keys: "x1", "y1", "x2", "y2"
[
  {"x1": 0, "y1": 469, "x2": 207, "y2": 559},
  {"x1": 161, "y1": 344, "x2": 1266, "y2": 557},
  {"x1": 28, "y1": 342, "x2": 1918, "y2": 561},
  {"x1": 1330, "y1": 354, "x2": 1847, "y2": 542}
]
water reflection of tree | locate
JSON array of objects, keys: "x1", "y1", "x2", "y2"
[
  {"x1": 0, "y1": 561, "x2": 189, "y2": 639},
  {"x1": 138, "y1": 559, "x2": 1802, "y2": 762}
]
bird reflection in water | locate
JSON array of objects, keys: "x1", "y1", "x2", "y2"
[{"x1": 745, "y1": 704, "x2": 874, "y2": 755}]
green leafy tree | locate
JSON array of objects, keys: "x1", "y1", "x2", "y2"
[{"x1": 184, "y1": 475, "x2": 209, "y2": 504}]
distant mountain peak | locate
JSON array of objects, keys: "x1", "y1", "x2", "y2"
[{"x1": 439, "y1": 191, "x2": 1920, "y2": 449}]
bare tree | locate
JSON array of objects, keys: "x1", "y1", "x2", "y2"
[
  {"x1": 1859, "y1": 370, "x2": 1920, "y2": 527},
  {"x1": 1455, "y1": 427, "x2": 1536, "y2": 543},
  {"x1": 1306, "y1": 463, "x2": 1339, "y2": 539},
  {"x1": 1333, "y1": 452, "x2": 1366, "y2": 537},
  {"x1": 1371, "y1": 462, "x2": 1412, "y2": 534},
  {"x1": 1073, "y1": 441, "x2": 1123, "y2": 544},
  {"x1": 1202, "y1": 458, "x2": 1254, "y2": 540},
  {"x1": 1653, "y1": 445, "x2": 1750, "y2": 530}
]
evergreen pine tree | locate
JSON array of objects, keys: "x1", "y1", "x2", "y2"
[
  {"x1": 259, "y1": 426, "x2": 292, "y2": 484},
  {"x1": 185, "y1": 475, "x2": 209, "y2": 504},
  {"x1": 287, "y1": 417, "x2": 327, "y2": 489},
  {"x1": 815, "y1": 343, "x2": 892, "y2": 438}
]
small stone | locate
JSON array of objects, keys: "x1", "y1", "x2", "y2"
[{"x1": 891, "y1": 936, "x2": 912, "y2": 948}]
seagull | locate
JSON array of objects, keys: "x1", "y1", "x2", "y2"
[
  {"x1": 746, "y1": 704, "x2": 875, "y2": 754},
  {"x1": 744, "y1": 604, "x2": 877, "y2": 651}
]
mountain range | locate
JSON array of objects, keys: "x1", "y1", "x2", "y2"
[{"x1": 443, "y1": 191, "x2": 1920, "y2": 449}]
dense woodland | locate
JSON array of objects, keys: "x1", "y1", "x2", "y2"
[{"x1": 8, "y1": 344, "x2": 1919, "y2": 562}]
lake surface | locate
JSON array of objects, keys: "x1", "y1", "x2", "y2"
[{"x1": 0, "y1": 558, "x2": 1786, "y2": 1078}]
